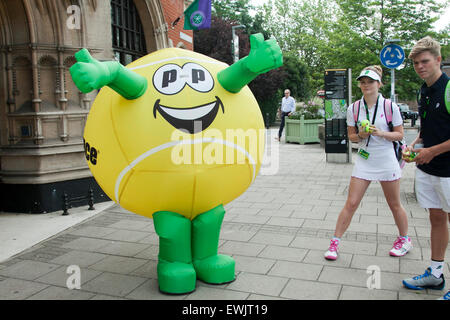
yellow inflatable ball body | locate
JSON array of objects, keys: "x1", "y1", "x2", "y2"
[{"x1": 83, "y1": 48, "x2": 265, "y2": 220}]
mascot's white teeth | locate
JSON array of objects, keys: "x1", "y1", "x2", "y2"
[
  {"x1": 159, "y1": 102, "x2": 216, "y2": 121},
  {"x1": 154, "y1": 96, "x2": 224, "y2": 134}
]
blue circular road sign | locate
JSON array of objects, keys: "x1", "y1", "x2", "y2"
[{"x1": 380, "y1": 44, "x2": 405, "y2": 69}]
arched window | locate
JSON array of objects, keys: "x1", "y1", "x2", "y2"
[{"x1": 111, "y1": 0, "x2": 147, "y2": 65}]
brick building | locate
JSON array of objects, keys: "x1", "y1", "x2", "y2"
[{"x1": 0, "y1": 0, "x2": 193, "y2": 213}]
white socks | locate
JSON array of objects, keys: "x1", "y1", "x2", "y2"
[
  {"x1": 332, "y1": 236, "x2": 341, "y2": 244},
  {"x1": 430, "y1": 260, "x2": 444, "y2": 278}
]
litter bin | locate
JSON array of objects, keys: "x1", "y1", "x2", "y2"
[{"x1": 325, "y1": 119, "x2": 348, "y2": 153}]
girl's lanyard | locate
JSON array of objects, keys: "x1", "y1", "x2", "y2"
[{"x1": 362, "y1": 96, "x2": 379, "y2": 147}]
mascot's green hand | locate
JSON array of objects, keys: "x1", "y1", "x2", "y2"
[
  {"x1": 70, "y1": 49, "x2": 111, "y2": 93},
  {"x1": 217, "y1": 33, "x2": 283, "y2": 93},
  {"x1": 70, "y1": 49, "x2": 147, "y2": 100},
  {"x1": 245, "y1": 33, "x2": 283, "y2": 74}
]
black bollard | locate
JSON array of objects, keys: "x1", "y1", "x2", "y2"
[
  {"x1": 88, "y1": 188, "x2": 95, "y2": 210},
  {"x1": 62, "y1": 192, "x2": 69, "y2": 215}
]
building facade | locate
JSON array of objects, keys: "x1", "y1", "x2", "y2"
[{"x1": 0, "y1": 0, "x2": 193, "y2": 213}]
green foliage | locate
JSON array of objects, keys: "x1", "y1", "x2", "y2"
[
  {"x1": 193, "y1": 15, "x2": 285, "y2": 127},
  {"x1": 281, "y1": 54, "x2": 312, "y2": 102},
  {"x1": 212, "y1": 0, "x2": 272, "y2": 38},
  {"x1": 212, "y1": 0, "x2": 254, "y2": 24},
  {"x1": 257, "y1": 0, "x2": 449, "y2": 102},
  {"x1": 248, "y1": 70, "x2": 287, "y2": 126},
  {"x1": 331, "y1": 0, "x2": 448, "y2": 101},
  {"x1": 199, "y1": 0, "x2": 449, "y2": 124},
  {"x1": 258, "y1": 94, "x2": 282, "y2": 126}
]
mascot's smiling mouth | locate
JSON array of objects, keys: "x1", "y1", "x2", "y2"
[{"x1": 153, "y1": 96, "x2": 224, "y2": 134}]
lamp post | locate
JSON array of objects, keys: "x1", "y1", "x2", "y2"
[{"x1": 231, "y1": 25, "x2": 245, "y2": 63}]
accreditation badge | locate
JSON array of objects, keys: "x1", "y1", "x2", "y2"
[{"x1": 358, "y1": 148, "x2": 370, "y2": 160}]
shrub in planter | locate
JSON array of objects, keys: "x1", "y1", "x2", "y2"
[
  {"x1": 285, "y1": 101, "x2": 324, "y2": 144},
  {"x1": 290, "y1": 100, "x2": 324, "y2": 120}
]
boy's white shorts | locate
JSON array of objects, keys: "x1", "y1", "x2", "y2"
[{"x1": 415, "y1": 168, "x2": 450, "y2": 212}]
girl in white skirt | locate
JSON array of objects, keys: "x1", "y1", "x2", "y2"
[{"x1": 324, "y1": 65, "x2": 412, "y2": 260}]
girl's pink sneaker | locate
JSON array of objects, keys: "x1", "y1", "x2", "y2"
[
  {"x1": 389, "y1": 236, "x2": 412, "y2": 257},
  {"x1": 324, "y1": 239, "x2": 340, "y2": 260}
]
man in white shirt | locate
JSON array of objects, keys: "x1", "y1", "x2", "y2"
[{"x1": 276, "y1": 89, "x2": 296, "y2": 141}]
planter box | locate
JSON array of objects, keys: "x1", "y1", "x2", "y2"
[{"x1": 285, "y1": 116, "x2": 324, "y2": 144}]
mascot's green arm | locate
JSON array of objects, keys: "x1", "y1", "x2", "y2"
[
  {"x1": 217, "y1": 33, "x2": 283, "y2": 93},
  {"x1": 69, "y1": 48, "x2": 147, "y2": 100}
]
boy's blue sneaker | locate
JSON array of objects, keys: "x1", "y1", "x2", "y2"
[
  {"x1": 438, "y1": 290, "x2": 450, "y2": 300},
  {"x1": 402, "y1": 268, "x2": 445, "y2": 290}
]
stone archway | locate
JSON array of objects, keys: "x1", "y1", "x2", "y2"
[{"x1": 133, "y1": 0, "x2": 170, "y2": 52}]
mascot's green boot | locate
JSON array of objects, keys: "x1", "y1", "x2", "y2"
[
  {"x1": 153, "y1": 211, "x2": 196, "y2": 294},
  {"x1": 192, "y1": 205, "x2": 235, "y2": 284},
  {"x1": 153, "y1": 205, "x2": 235, "y2": 294}
]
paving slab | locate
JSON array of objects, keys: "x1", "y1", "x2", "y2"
[
  {"x1": 35, "y1": 265, "x2": 102, "y2": 288},
  {"x1": 268, "y1": 260, "x2": 323, "y2": 281},
  {"x1": 226, "y1": 272, "x2": 289, "y2": 297},
  {"x1": 0, "y1": 260, "x2": 60, "y2": 281},
  {"x1": 185, "y1": 286, "x2": 250, "y2": 300},
  {"x1": 61, "y1": 237, "x2": 113, "y2": 251},
  {"x1": 258, "y1": 245, "x2": 308, "y2": 263},
  {"x1": 26, "y1": 286, "x2": 96, "y2": 300},
  {"x1": 0, "y1": 278, "x2": 49, "y2": 300},
  {"x1": 350, "y1": 254, "x2": 400, "y2": 273},
  {"x1": 49, "y1": 250, "x2": 108, "y2": 267},
  {"x1": 280, "y1": 279, "x2": 341, "y2": 300},
  {"x1": 94, "y1": 241, "x2": 150, "y2": 257},
  {"x1": 1, "y1": 128, "x2": 449, "y2": 301},
  {"x1": 89, "y1": 256, "x2": 148, "y2": 274},
  {"x1": 319, "y1": 266, "x2": 373, "y2": 288},
  {"x1": 81, "y1": 272, "x2": 147, "y2": 297},
  {"x1": 249, "y1": 231, "x2": 295, "y2": 246},
  {"x1": 233, "y1": 255, "x2": 276, "y2": 274},
  {"x1": 339, "y1": 286, "x2": 397, "y2": 300},
  {"x1": 126, "y1": 279, "x2": 185, "y2": 300}
]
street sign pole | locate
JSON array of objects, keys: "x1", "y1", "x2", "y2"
[
  {"x1": 391, "y1": 68, "x2": 395, "y2": 103},
  {"x1": 347, "y1": 68, "x2": 352, "y2": 163}
]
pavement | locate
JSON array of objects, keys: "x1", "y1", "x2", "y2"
[{"x1": 0, "y1": 126, "x2": 449, "y2": 300}]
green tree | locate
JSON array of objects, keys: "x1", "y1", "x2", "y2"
[
  {"x1": 258, "y1": 0, "x2": 339, "y2": 96},
  {"x1": 212, "y1": 0, "x2": 257, "y2": 33},
  {"x1": 335, "y1": 0, "x2": 445, "y2": 46},
  {"x1": 260, "y1": 0, "x2": 448, "y2": 101},
  {"x1": 327, "y1": 0, "x2": 448, "y2": 101},
  {"x1": 281, "y1": 54, "x2": 311, "y2": 101},
  {"x1": 259, "y1": 0, "x2": 302, "y2": 52},
  {"x1": 212, "y1": 0, "x2": 272, "y2": 38},
  {"x1": 193, "y1": 16, "x2": 286, "y2": 126}
]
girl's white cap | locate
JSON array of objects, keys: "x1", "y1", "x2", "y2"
[{"x1": 356, "y1": 69, "x2": 381, "y2": 82}]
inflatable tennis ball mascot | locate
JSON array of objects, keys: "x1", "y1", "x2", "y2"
[{"x1": 70, "y1": 33, "x2": 282, "y2": 294}]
